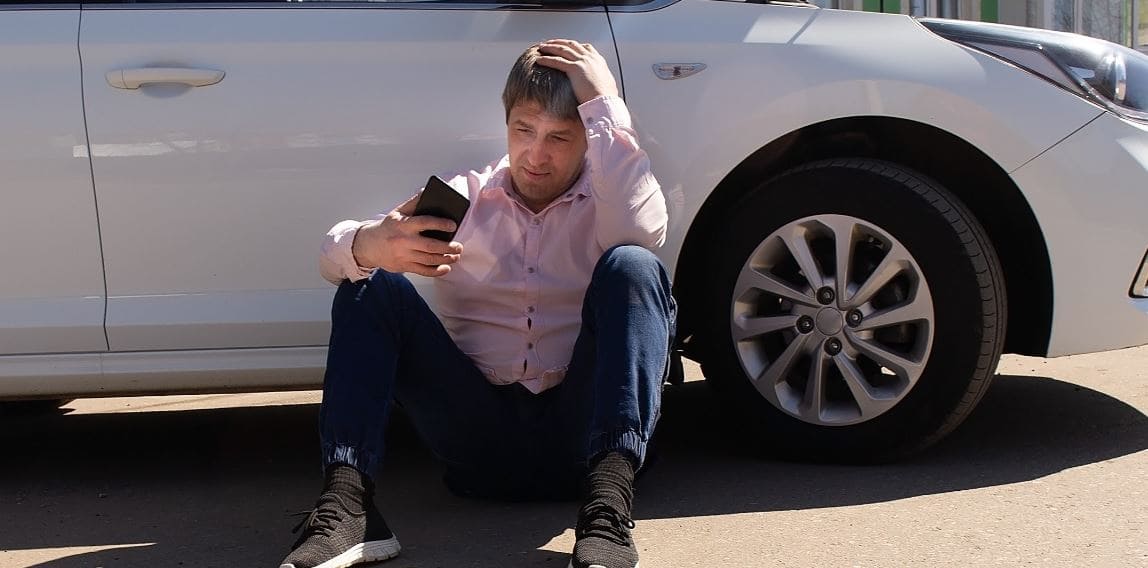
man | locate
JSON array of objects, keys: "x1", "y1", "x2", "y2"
[{"x1": 282, "y1": 39, "x2": 674, "y2": 568}]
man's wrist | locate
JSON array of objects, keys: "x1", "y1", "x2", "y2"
[
  {"x1": 578, "y1": 95, "x2": 631, "y2": 129},
  {"x1": 579, "y1": 93, "x2": 616, "y2": 106},
  {"x1": 349, "y1": 225, "x2": 374, "y2": 272}
]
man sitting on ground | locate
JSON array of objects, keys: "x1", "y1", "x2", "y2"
[{"x1": 281, "y1": 39, "x2": 674, "y2": 568}]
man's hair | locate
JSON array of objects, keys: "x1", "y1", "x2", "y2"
[{"x1": 502, "y1": 44, "x2": 580, "y2": 123}]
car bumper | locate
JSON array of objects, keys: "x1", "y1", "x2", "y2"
[{"x1": 1013, "y1": 112, "x2": 1148, "y2": 357}]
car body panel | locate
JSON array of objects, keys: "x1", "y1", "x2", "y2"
[
  {"x1": 0, "y1": 2, "x2": 1145, "y2": 398},
  {"x1": 78, "y1": 5, "x2": 617, "y2": 351},
  {"x1": 0, "y1": 9, "x2": 107, "y2": 356},
  {"x1": 609, "y1": 1, "x2": 1103, "y2": 274},
  {"x1": 0, "y1": 346, "x2": 324, "y2": 399},
  {"x1": 1013, "y1": 112, "x2": 1148, "y2": 356}
]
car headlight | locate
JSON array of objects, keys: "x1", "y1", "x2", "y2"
[{"x1": 921, "y1": 18, "x2": 1148, "y2": 122}]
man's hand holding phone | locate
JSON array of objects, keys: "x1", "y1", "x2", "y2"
[{"x1": 351, "y1": 191, "x2": 464, "y2": 278}]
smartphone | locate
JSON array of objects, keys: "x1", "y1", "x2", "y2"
[{"x1": 413, "y1": 175, "x2": 470, "y2": 242}]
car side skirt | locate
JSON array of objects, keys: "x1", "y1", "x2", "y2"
[{"x1": 0, "y1": 347, "x2": 326, "y2": 399}]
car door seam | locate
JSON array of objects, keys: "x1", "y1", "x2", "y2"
[{"x1": 76, "y1": 4, "x2": 112, "y2": 352}]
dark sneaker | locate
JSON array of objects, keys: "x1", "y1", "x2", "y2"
[
  {"x1": 280, "y1": 488, "x2": 400, "y2": 568},
  {"x1": 568, "y1": 500, "x2": 639, "y2": 568}
]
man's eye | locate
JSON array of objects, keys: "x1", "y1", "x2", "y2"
[{"x1": 517, "y1": 128, "x2": 532, "y2": 134}]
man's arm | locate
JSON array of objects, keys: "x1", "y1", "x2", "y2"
[
  {"x1": 578, "y1": 95, "x2": 667, "y2": 250},
  {"x1": 319, "y1": 192, "x2": 464, "y2": 284},
  {"x1": 536, "y1": 40, "x2": 668, "y2": 250}
]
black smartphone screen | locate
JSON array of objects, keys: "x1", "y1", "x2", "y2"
[{"x1": 412, "y1": 175, "x2": 470, "y2": 242}]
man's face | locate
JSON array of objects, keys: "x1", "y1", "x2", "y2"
[{"x1": 506, "y1": 101, "x2": 587, "y2": 212}]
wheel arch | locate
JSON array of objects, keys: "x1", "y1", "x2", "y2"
[{"x1": 673, "y1": 116, "x2": 1053, "y2": 359}]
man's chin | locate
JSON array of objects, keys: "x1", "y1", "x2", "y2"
[
  {"x1": 511, "y1": 179, "x2": 549, "y2": 198},
  {"x1": 510, "y1": 174, "x2": 574, "y2": 206}
]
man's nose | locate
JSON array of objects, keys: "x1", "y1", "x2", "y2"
[{"x1": 525, "y1": 141, "x2": 548, "y2": 165}]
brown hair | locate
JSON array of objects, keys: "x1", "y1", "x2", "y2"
[{"x1": 502, "y1": 44, "x2": 579, "y2": 123}]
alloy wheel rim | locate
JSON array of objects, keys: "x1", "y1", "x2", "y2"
[{"x1": 729, "y1": 214, "x2": 935, "y2": 426}]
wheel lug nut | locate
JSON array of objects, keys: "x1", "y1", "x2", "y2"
[
  {"x1": 846, "y1": 310, "x2": 863, "y2": 327},
  {"x1": 824, "y1": 338, "x2": 842, "y2": 355},
  {"x1": 796, "y1": 316, "x2": 815, "y2": 334},
  {"x1": 817, "y1": 287, "x2": 835, "y2": 305}
]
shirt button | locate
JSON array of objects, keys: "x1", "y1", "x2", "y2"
[
  {"x1": 527, "y1": 267, "x2": 535, "y2": 273},
  {"x1": 528, "y1": 343, "x2": 534, "y2": 349},
  {"x1": 527, "y1": 306, "x2": 535, "y2": 313},
  {"x1": 532, "y1": 219, "x2": 541, "y2": 226}
]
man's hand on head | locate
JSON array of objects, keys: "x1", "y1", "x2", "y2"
[
  {"x1": 351, "y1": 192, "x2": 464, "y2": 278},
  {"x1": 535, "y1": 39, "x2": 619, "y2": 105}
]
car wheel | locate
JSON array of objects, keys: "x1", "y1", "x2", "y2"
[{"x1": 701, "y1": 159, "x2": 1006, "y2": 461}]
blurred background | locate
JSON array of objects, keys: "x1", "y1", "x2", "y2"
[{"x1": 811, "y1": 0, "x2": 1148, "y2": 50}]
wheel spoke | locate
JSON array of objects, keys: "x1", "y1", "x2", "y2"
[
  {"x1": 733, "y1": 314, "x2": 799, "y2": 341},
  {"x1": 855, "y1": 290, "x2": 933, "y2": 331},
  {"x1": 754, "y1": 333, "x2": 811, "y2": 390},
  {"x1": 778, "y1": 226, "x2": 825, "y2": 290},
  {"x1": 846, "y1": 241, "x2": 911, "y2": 308},
  {"x1": 826, "y1": 217, "x2": 857, "y2": 306},
  {"x1": 735, "y1": 267, "x2": 817, "y2": 307},
  {"x1": 832, "y1": 353, "x2": 889, "y2": 417},
  {"x1": 801, "y1": 350, "x2": 828, "y2": 420},
  {"x1": 846, "y1": 333, "x2": 924, "y2": 380}
]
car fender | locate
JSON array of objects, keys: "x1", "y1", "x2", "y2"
[{"x1": 609, "y1": 1, "x2": 1103, "y2": 273}]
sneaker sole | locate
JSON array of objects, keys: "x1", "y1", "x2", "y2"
[
  {"x1": 281, "y1": 537, "x2": 402, "y2": 568},
  {"x1": 566, "y1": 562, "x2": 639, "y2": 568}
]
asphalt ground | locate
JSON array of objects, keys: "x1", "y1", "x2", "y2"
[{"x1": 1, "y1": 348, "x2": 1145, "y2": 567}]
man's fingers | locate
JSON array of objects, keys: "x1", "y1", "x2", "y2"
[
  {"x1": 405, "y1": 262, "x2": 452, "y2": 278},
  {"x1": 534, "y1": 55, "x2": 578, "y2": 73},
  {"x1": 394, "y1": 192, "x2": 421, "y2": 216},
  {"x1": 538, "y1": 42, "x2": 585, "y2": 63},
  {"x1": 408, "y1": 250, "x2": 459, "y2": 267},
  {"x1": 412, "y1": 236, "x2": 462, "y2": 255},
  {"x1": 384, "y1": 231, "x2": 460, "y2": 277},
  {"x1": 405, "y1": 214, "x2": 457, "y2": 235},
  {"x1": 541, "y1": 39, "x2": 590, "y2": 54},
  {"x1": 424, "y1": 238, "x2": 459, "y2": 254}
]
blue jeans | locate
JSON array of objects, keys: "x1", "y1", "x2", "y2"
[{"x1": 318, "y1": 245, "x2": 676, "y2": 500}]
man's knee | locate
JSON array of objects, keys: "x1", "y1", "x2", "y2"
[
  {"x1": 592, "y1": 245, "x2": 667, "y2": 288},
  {"x1": 331, "y1": 269, "x2": 417, "y2": 320}
]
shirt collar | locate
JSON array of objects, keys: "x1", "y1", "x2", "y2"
[{"x1": 484, "y1": 155, "x2": 592, "y2": 207}]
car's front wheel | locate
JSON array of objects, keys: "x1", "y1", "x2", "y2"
[{"x1": 701, "y1": 159, "x2": 1006, "y2": 461}]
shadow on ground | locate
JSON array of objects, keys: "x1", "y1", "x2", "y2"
[{"x1": 1, "y1": 373, "x2": 1144, "y2": 567}]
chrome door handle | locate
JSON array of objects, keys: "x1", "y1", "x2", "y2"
[{"x1": 105, "y1": 67, "x2": 225, "y2": 89}]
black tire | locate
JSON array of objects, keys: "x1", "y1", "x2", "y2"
[{"x1": 700, "y1": 159, "x2": 1006, "y2": 462}]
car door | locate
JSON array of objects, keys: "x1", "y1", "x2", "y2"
[
  {"x1": 0, "y1": 4, "x2": 107, "y2": 356},
  {"x1": 78, "y1": 0, "x2": 617, "y2": 351}
]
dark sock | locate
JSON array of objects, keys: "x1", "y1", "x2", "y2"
[
  {"x1": 325, "y1": 463, "x2": 372, "y2": 501},
  {"x1": 584, "y1": 451, "x2": 636, "y2": 516}
]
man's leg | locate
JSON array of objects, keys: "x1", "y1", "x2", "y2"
[
  {"x1": 549, "y1": 245, "x2": 676, "y2": 568},
  {"x1": 284, "y1": 270, "x2": 519, "y2": 568}
]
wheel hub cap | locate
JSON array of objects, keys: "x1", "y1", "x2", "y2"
[
  {"x1": 729, "y1": 214, "x2": 935, "y2": 426},
  {"x1": 815, "y1": 308, "x2": 844, "y2": 336}
]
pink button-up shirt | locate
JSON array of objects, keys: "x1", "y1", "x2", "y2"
[{"x1": 320, "y1": 95, "x2": 667, "y2": 393}]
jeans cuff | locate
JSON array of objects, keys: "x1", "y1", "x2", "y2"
[
  {"x1": 589, "y1": 428, "x2": 647, "y2": 469},
  {"x1": 322, "y1": 443, "x2": 379, "y2": 478}
]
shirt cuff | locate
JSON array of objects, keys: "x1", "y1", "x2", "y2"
[
  {"x1": 326, "y1": 220, "x2": 374, "y2": 282},
  {"x1": 577, "y1": 95, "x2": 632, "y2": 131}
]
